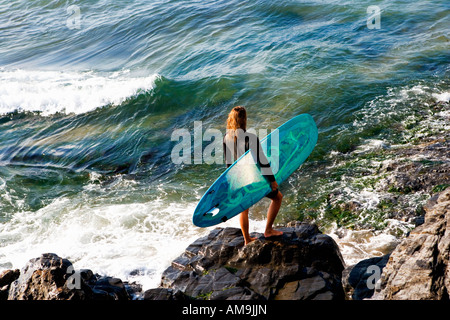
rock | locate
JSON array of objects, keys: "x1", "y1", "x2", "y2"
[
  {"x1": 0, "y1": 269, "x2": 20, "y2": 300},
  {"x1": 124, "y1": 281, "x2": 143, "y2": 299},
  {"x1": 0, "y1": 269, "x2": 20, "y2": 287},
  {"x1": 378, "y1": 139, "x2": 450, "y2": 196},
  {"x1": 7, "y1": 253, "x2": 87, "y2": 300},
  {"x1": 342, "y1": 254, "x2": 390, "y2": 300},
  {"x1": 145, "y1": 222, "x2": 346, "y2": 300},
  {"x1": 275, "y1": 275, "x2": 328, "y2": 300},
  {"x1": 7, "y1": 253, "x2": 131, "y2": 300},
  {"x1": 374, "y1": 187, "x2": 450, "y2": 299},
  {"x1": 89, "y1": 276, "x2": 130, "y2": 300},
  {"x1": 143, "y1": 288, "x2": 189, "y2": 300}
]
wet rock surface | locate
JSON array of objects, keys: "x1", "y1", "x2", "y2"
[
  {"x1": 144, "y1": 222, "x2": 346, "y2": 300},
  {"x1": 314, "y1": 100, "x2": 449, "y2": 232},
  {"x1": 342, "y1": 254, "x2": 390, "y2": 300},
  {"x1": 0, "y1": 269, "x2": 20, "y2": 300},
  {"x1": 377, "y1": 138, "x2": 449, "y2": 204}
]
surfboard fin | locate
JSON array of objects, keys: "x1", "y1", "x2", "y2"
[{"x1": 204, "y1": 206, "x2": 220, "y2": 217}]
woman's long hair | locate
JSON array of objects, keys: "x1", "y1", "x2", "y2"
[
  {"x1": 226, "y1": 106, "x2": 247, "y2": 132},
  {"x1": 224, "y1": 106, "x2": 247, "y2": 163}
]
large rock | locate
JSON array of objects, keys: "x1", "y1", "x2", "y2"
[
  {"x1": 0, "y1": 269, "x2": 20, "y2": 300},
  {"x1": 145, "y1": 222, "x2": 346, "y2": 300},
  {"x1": 7, "y1": 253, "x2": 84, "y2": 300},
  {"x1": 342, "y1": 254, "x2": 390, "y2": 300},
  {"x1": 6, "y1": 253, "x2": 132, "y2": 300},
  {"x1": 374, "y1": 187, "x2": 450, "y2": 299}
]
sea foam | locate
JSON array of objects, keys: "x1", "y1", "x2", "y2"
[
  {"x1": 0, "y1": 69, "x2": 159, "y2": 116},
  {"x1": 0, "y1": 175, "x2": 267, "y2": 291}
]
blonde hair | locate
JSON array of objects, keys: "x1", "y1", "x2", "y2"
[{"x1": 226, "y1": 106, "x2": 247, "y2": 131}]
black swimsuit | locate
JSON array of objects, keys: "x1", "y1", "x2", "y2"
[{"x1": 223, "y1": 131, "x2": 279, "y2": 200}]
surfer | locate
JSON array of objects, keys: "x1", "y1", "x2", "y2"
[{"x1": 223, "y1": 106, "x2": 283, "y2": 245}]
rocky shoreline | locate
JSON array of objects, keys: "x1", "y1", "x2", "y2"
[
  {"x1": 1, "y1": 186, "x2": 448, "y2": 300},
  {"x1": 1, "y1": 101, "x2": 448, "y2": 300}
]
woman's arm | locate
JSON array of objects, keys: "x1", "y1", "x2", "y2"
[
  {"x1": 255, "y1": 136, "x2": 276, "y2": 184},
  {"x1": 225, "y1": 132, "x2": 277, "y2": 188}
]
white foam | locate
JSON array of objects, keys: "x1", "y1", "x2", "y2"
[
  {"x1": 328, "y1": 225, "x2": 400, "y2": 266},
  {"x1": 432, "y1": 91, "x2": 450, "y2": 102},
  {"x1": 0, "y1": 69, "x2": 159, "y2": 115},
  {"x1": 0, "y1": 198, "x2": 195, "y2": 290},
  {"x1": 352, "y1": 139, "x2": 388, "y2": 154},
  {"x1": 0, "y1": 183, "x2": 269, "y2": 292},
  {"x1": 351, "y1": 84, "x2": 449, "y2": 135}
]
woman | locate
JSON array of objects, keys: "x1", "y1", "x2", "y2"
[{"x1": 223, "y1": 106, "x2": 283, "y2": 245}]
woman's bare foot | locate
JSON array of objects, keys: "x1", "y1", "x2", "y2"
[
  {"x1": 244, "y1": 236, "x2": 257, "y2": 245},
  {"x1": 264, "y1": 228, "x2": 283, "y2": 238}
]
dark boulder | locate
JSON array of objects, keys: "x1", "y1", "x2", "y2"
[
  {"x1": 6, "y1": 253, "x2": 131, "y2": 300},
  {"x1": 342, "y1": 254, "x2": 390, "y2": 300},
  {"x1": 0, "y1": 269, "x2": 20, "y2": 300},
  {"x1": 145, "y1": 222, "x2": 346, "y2": 300}
]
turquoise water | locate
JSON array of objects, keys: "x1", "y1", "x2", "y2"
[{"x1": 0, "y1": 0, "x2": 449, "y2": 288}]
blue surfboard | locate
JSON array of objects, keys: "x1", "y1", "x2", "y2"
[{"x1": 193, "y1": 113, "x2": 318, "y2": 227}]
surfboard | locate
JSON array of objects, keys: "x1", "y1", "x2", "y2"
[{"x1": 192, "y1": 113, "x2": 318, "y2": 227}]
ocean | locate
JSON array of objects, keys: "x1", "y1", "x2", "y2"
[{"x1": 0, "y1": 0, "x2": 449, "y2": 290}]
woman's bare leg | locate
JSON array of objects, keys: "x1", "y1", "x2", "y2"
[
  {"x1": 240, "y1": 209, "x2": 256, "y2": 245},
  {"x1": 264, "y1": 191, "x2": 284, "y2": 238}
]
